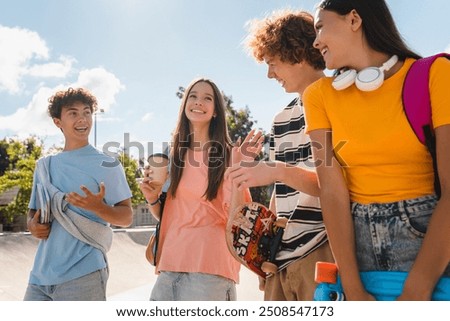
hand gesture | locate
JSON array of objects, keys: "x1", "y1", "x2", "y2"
[
  {"x1": 232, "y1": 129, "x2": 264, "y2": 165},
  {"x1": 65, "y1": 183, "x2": 107, "y2": 213}
]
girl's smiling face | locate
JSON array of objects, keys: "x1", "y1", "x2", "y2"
[
  {"x1": 313, "y1": 8, "x2": 358, "y2": 70},
  {"x1": 184, "y1": 81, "x2": 216, "y2": 126}
]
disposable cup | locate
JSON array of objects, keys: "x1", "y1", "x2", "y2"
[{"x1": 147, "y1": 153, "x2": 169, "y2": 186}]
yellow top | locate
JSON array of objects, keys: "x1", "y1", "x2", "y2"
[{"x1": 304, "y1": 57, "x2": 450, "y2": 204}]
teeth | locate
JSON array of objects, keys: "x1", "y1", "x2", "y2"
[
  {"x1": 321, "y1": 48, "x2": 328, "y2": 56},
  {"x1": 191, "y1": 109, "x2": 205, "y2": 114}
]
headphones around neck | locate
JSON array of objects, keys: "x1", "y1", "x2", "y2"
[{"x1": 332, "y1": 55, "x2": 399, "y2": 91}]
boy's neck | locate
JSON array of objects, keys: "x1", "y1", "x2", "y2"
[{"x1": 63, "y1": 140, "x2": 90, "y2": 151}]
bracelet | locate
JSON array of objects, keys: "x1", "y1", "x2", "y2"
[{"x1": 148, "y1": 198, "x2": 160, "y2": 206}]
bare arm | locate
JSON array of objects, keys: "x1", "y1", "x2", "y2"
[
  {"x1": 139, "y1": 179, "x2": 164, "y2": 221},
  {"x1": 226, "y1": 160, "x2": 319, "y2": 197},
  {"x1": 310, "y1": 129, "x2": 373, "y2": 300},
  {"x1": 399, "y1": 124, "x2": 450, "y2": 300}
]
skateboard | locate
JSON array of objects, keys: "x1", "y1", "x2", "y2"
[
  {"x1": 313, "y1": 261, "x2": 450, "y2": 301},
  {"x1": 226, "y1": 202, "x2": 288, "y2": 278}
]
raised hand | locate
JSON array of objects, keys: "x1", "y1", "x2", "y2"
[{"x1": 232, "y1": 129, "x2": 264, "y2": 165}]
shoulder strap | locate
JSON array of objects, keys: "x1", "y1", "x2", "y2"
[
  {"x1": 402, "y1": 53, "x2": 450, "y2": 199},
  {"x1": 402, "y1": 53, "x2": 450, "y2": 144}
]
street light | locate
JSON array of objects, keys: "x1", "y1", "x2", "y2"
[{"x1": 94, "y1": 108, "x2": 105, "y2": 148}]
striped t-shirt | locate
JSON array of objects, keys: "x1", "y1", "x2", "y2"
[{"x1": 269, "y1": 97, "x2": 328, "y2": 271}]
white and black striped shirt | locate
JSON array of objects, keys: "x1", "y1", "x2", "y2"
[{"x1": 269, "y1": 97, "x2": 328, "y2": 270}]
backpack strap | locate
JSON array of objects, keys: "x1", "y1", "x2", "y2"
[
  {"x1": 402, "y1": 52, "x2": 450, "y2": 199},
  {"x1": 402, "y1": 53, "x2": 450, "y2": 144}
]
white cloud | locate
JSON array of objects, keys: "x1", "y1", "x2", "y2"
[
  {"x1": 27, "y1": 55, "x2": 75, "y2": 78},
  {"x1": 0, "y1": 24, "x2": 124, "y2": 142},
  {"x1": 445, "y1": 44, "x2": 450, "y2": 54},
  {"x1": 142, "y1": 112, "x2": 154, "y2": 122},
  {"x1": 0, "y1": 86, "x2": 58, "y2": 137},
  {"x1": 0, "y1": 25, "x2": 48, "y2": 93},
  {"x1": 75, "y1": 68, "x2": 125, "y2": 112},
  {"x1": 0, "y1": 67, "x2": 124, "y2": 137}
]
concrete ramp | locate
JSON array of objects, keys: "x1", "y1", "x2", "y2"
[{"x1": 0, "y1": 229, "x2": 263, "y2": 301}]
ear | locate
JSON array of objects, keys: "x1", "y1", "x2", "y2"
[
  {"x1": 348, "y1": 9, "x2": 363, "y2": 32},
  {"x1": 53, "y1": 117, "x2": 62, "y2": 128}
]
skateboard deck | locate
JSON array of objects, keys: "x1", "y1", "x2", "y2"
[{"x1": 226, "y1": 202, "x2": 285, "y2": 278}]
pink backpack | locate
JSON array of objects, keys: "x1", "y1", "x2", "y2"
[{"x1": 402, "y1": 52, "x2": 450, "y2": 198}]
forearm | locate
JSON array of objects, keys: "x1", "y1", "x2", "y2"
[
  {"x1": 269, "y1": 190, "x2": 276, "y2": 214},
  {"x1": 275, "y1": 161, "x2": 320, "y2": 197},
  {"x1": 147, "y1": 200, "x2": 162, "y2": 221},
  {"x1": 402, "y1": 197, "x2": 450, "y2": 299},
  {"x1": 95, "y1": 199, "x2": 133, "y2": 227},
  {"x1": 320, "y1": 189, "x2": 366, "y2": 298}
]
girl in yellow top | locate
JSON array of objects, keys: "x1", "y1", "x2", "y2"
[
  {"x1": 139, "y1": 78, "x2": 261, "y2": 300},
  {"x1": 303, "y1": 0, "x2": 450, "y2": 300}
]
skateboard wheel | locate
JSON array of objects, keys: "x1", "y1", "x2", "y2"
[
  {"x1": 315, "y1": 262, "x2": 338, "y2": 284},
  {"x1": 274, "y1": 217, "x2": 288, "y2": 228},
  {"x1": 261, "y1": 261, "x2": 278, "y2": 274}
]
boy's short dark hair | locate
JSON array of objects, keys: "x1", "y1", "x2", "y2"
[
  {"x1": 245, "y1": 9, "x2": 325, "y2": 70},
  {"x1": 48, "y1": 87, "x2": 98, "y2": 119}
]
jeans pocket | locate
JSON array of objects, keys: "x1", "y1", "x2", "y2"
[{"x1": 400, "y1": 202, "x2": 434, "y2": 238}]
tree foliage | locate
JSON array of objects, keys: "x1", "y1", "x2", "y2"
[
  {"x1": 0, "y1": 137, "x2": 43, "y2": 224},
  {"x1": 116, "y1": 151, "x2": 145, "y2": 207}
]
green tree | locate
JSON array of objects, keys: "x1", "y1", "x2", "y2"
[
  {"x1": 0, "y1": 137, "x2": 43, "y2": 224},
  {"x1": 176, "y1": 87, "x2": 271, "y2": 206},
  {"x1": 116, "y1": 151, "x2": 145, "y2": 207}
]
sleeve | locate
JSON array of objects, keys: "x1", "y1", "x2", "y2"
[
  {"x1": 269, "y1": 124, "x2": 275, "y2": 162},
  {"x1": 303, "y1": 79, "x2": 332, "y2": 134},
  {"x1": 102, "y1": 162, "x2": 132, "y2": 205},
  {"x1": 430, "y1": 57, "x2": 450, "y2": 129}
]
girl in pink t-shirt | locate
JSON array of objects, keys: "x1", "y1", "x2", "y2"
[{"x1": 140, "y1": 78, "x2": 262, "y2": 300}]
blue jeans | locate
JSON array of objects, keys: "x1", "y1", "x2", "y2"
[
  {"x1": 352, "y1": 194, "x2": 450, "y2": 276},
  {"x1": 23, "y1": 268, "x2": 108, "y2": 301},
  {"x1": 150, "y1": 272, "x2": 236, "y2": 301}
]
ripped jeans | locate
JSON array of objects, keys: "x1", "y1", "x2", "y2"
[{"x1": 351, "y1": 194, "x2": 450, "y2": 276}]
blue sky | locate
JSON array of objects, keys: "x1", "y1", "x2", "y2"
[{"x1": 1, "y1": 0, "x2": 449, "y2": 160}]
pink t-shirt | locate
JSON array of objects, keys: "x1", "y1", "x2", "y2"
[{"x1": 156, "y1": 149, "x2": 242, "y2": 283}]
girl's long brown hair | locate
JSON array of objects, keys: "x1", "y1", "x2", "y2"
[{"x1": 168, "y1": 78, "x2": 232, "y2": 201}]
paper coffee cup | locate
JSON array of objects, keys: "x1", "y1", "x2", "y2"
[{"x1": 147, "y1": 153, "x2": 169, "y2": 186}]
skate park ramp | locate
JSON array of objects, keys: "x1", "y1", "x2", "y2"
[{"x1": 0, "y1": 228, "x2": 263, "y2": 301}]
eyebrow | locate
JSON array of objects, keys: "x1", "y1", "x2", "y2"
[
  {"x1": 65, "y1": 105, "x2": 91, "y2": 111},
  {"x1": 190, "y1": 90, "x2": 213, "y2": 98}
]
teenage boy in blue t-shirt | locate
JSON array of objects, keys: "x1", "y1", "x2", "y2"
[{"x1": 25, "y1": 87, "x2": 133, "y2": 301}]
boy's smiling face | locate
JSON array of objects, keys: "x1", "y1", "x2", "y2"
[{"x1": 53, "y1": 101, "x2": 93, "y2": 149}]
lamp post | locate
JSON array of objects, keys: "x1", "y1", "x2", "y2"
[{"x1": 94, "y1": 108, "x2": 105, "y2": 148}]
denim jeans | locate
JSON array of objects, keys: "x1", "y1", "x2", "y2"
[
  {"x1": 23, "y1": 268, "x2": 108, "y2": 301},
  {"x1": 352, "y1": 194, "x2": 450, "y2": 276},
  {"x1": 150, "y1": 272, "x2": 236, "y2": 301}
]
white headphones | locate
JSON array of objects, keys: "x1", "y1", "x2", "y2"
[{"x1": 332, "y1": 55, "x2": 399, "y2": 91}]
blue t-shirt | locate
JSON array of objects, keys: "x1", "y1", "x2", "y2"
[{"x1": 28, "y1": 144, "x2": 132, "y2": 285}]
